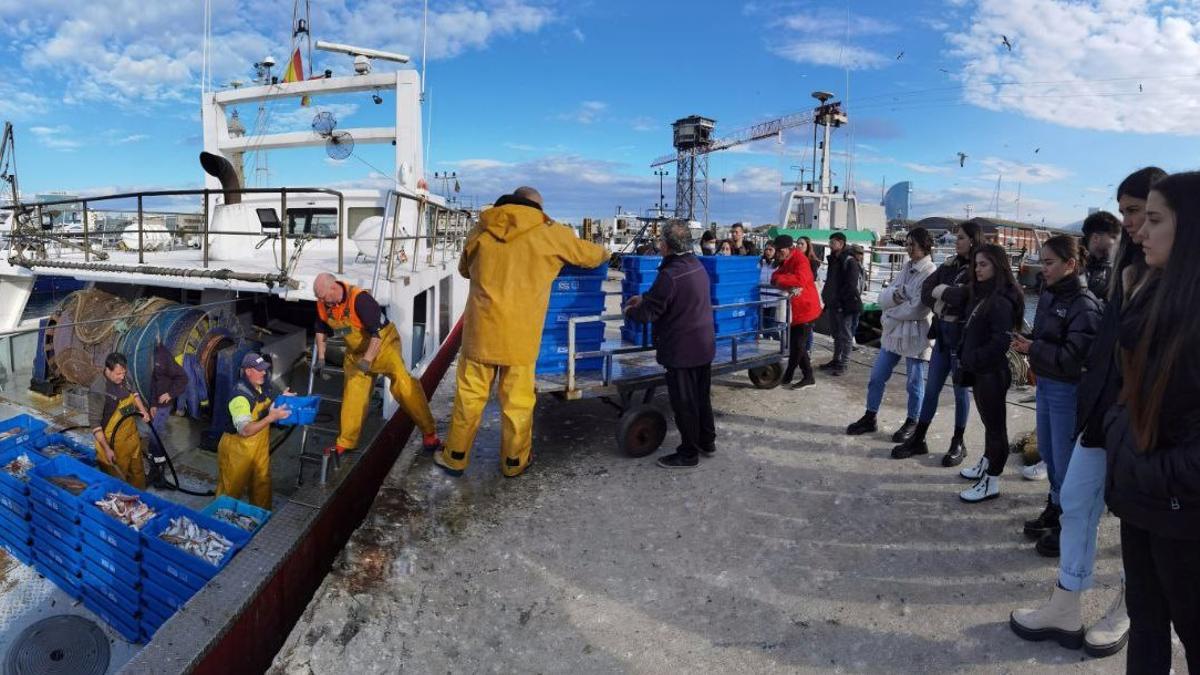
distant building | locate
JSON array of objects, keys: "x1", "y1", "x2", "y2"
[{"x1": 883, "y1": 182, "x2": 912, "y2": 222}]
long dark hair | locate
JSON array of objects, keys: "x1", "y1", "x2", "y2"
[
  {"x1": 1120, "y1": 171, "x2": 1200, "y2": 451},
  {"x1": 799, "y1": 236, "x2": 820, "y2": 267},
  {"x1": 1041, "y1": 234, "x2": 1084, "y2": 272},
  {"x1": 1111, "y1": 166, "x2": 1166, "y2": 302},
  {"x1": 968, "y1": 243, "x2": 1024, "y2": 330}
]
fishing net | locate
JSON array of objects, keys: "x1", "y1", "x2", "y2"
[{"x1": 56, "y1": 290, "x2": 131, "y2": 345}]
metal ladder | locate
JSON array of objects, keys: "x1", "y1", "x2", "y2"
[{"x1": 294, "y1": 337, "x2": 380, "y2": 487}]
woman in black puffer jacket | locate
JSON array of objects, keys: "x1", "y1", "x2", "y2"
[
  {"x1": 1105, "y1": 171, "x2": 1200, "y2": 674},
  {"x1": 956, "y1": 243, "x2": 1024, "y2": 503}
]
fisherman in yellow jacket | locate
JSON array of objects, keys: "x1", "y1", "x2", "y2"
[
  {"x1": 312, "y1": 272, "x2": 442, "y2": 456},
  {"x1": 436, "y1": 186, "x2": 609, "y2": 477}
]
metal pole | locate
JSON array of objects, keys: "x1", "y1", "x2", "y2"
[
  {"x1": 411, "y1": 199, "x2": 425, "y2": 272},
  {"x1": 81, "y1": 201, "x2": 90, "y2": 263},
  {"x1": 370, "y1": 190, "x2": 395, "y2": 293},
  {"x1": 137, "y1": 195, "x2": 144, "y2": 264},
  {"x1": 279, "y1": 188, "x2": 288, "y2": 275},
  {"x1": 386, "y1": 193, "x2": 402, "y2": 281},
  {"x1": 202, "y1": 190, "x2": 210, "y2": 268},
  {"x1": 337, "y1": 193, "x2": 344, "y2": 274}
]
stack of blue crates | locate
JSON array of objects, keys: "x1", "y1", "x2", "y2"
[
  {"x1": 27, "y1": 456, "x2": 106, "y2": 601},
  {"x1": 537, "y1": 264, "x2": 608, "y2": 375},
  {"x1": 620, "y1": 255, "x2": 660, "y2": 346},
  {"x1": 0, "y1": 447, "x2": 47, "y2": 567},
  {"x1": 702, "y1": 256, "x2": 761, "y2": 341},
  {"x1": 80, "y1": 479, "x2": 173, "y2": 642},
  {"x1": 140, "y1": 507, "x2": 250, "y2": 640},
  {"x1": 32, "y1": 432, "x2": 97, "y2": 466}
]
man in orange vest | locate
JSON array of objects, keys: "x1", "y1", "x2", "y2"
[{"x1": 312, "y1": 273, "x2": 441, "y2": 456}]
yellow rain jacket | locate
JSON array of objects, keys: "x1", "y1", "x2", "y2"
[
  {"x1": 96, "y1": 391, "x2": 146, "y2": 489},
  {"x1": 459, "y1": 203, "x2": 609, "y2": 365},
  {"x1": 217, "y1": 380, "x2": 275, "y2": 509}
]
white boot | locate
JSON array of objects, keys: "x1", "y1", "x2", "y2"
[
  {"x1": 1010, "y1": 585, "x2": 1085, "y2": 649},
  {"x1": 1084, "y1": 584, "x2": 1130, "y2": 658},
  {"x1": 960, "y1": 455, "x2": 989, "y2": 480},
  {"x1": 959, "y1": 474, "x2": 999, "y2": 502}
]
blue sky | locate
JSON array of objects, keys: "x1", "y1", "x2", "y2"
[{"x1": 2, "y1": 0, "x2": 1199, "y2": 227}]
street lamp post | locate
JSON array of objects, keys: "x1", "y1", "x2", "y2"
[
  {"x1": 654, "y1": 169, "x2": 669, "y2": 218},
  {"x1": 433, "y1": 171, "x2": 457, "y2": 202}
]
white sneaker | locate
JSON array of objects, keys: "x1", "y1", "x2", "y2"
[
  {"x1": 1022, "y1": 461, "x2": 1048, "y2": 481},
  {"x1": 960, "y1": 474, "x2": 999, "y2": 502},
  {"x1": 960, "y1": 456, "x2": 989, "y2": 480}
]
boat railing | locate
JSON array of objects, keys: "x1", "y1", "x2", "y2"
[{"x1": 2, "y1": 187, "x2": 475, "y2": 285}]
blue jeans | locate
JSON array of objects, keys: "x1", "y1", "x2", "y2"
[
  {"x1": 917, "y1": 345, "x2": 971, "y2": 428},
  {"x1": 1036, "y1": 376, "x2": 1078, "y2": 504},
  {"x1": 1058, "y1": 440, "x2": 1108, "y2": 591},
  {"x1": 865, "y1": 349, "x2": 928, "y2": 420}
]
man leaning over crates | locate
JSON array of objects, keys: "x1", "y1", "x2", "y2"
[{"x1": 435, "y1": 186, "x2": 609, "y2": 478}]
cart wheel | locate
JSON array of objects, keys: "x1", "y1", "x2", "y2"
[
  {"x1": 616, "y1": 405, "x2": 667, "y2": 458},
  {"x1": 748, "y1": 363, "x2": 783, "y2": 389}
]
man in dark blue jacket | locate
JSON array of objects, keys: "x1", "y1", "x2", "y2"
[
  {"x1": 820, "y1": 232, "x2": 864, "y2": 375},
  {"x1": 624, "y1": 221, "x2": 716, "y2": 469}
]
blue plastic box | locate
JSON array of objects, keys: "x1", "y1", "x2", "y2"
[
  {"x1": 200, "y1": 496, "x2": 271, "y2": 537},
  {"x1": 561, "y1": 263, "x2": 609, "y2": 277},
  {"x1": 82, "y1": 567, "x2": 139, "y2": 617},
  {"x1": 0, "y1": 447, "x2": 47, "y2": 496},
  {"x1": 31, "y1": 507, "x2": 82, "y2": 551},
  {"x1": 711, "y1": 283, "x2": 761, "y2": 306},
  {"x1": 0, "y1": 485, "x2": 28, "y2": 520},
  {"x1": 0, "y1": 503, "x2": 29, "y2": 537},
  {"x1": 29, "y1": 456, "x2": 107, "y2": 521},
  {"x1": 620, "y1": 279, "x2": 656, "y2": 297},
  {"x1": 32, "y1": 433, "x2": 97, "y2": 466},
  {"x1": 534, "y1": 355, "x2": 604, "y2": 375},
  {"x1": 80, "y1": 480, "x2": 173, "y2": 548},
  {"x1": 0, "y1": 535, "x2": 33, "y2": 567},
  {"x1": 33, "y1": 557, "x2": 81, "y2": 599},
  {"x1": 622, "y1": 268, "x2": 659, "y2": 285},
  {"x1": 698, "y1": 255, "x2": 759, "y2": 273},
  {"x1": 81, "y1": 587, "x2": 142, "y2": 643},
  {"x1": 274, "y1": 395, "x2": 319, "y2": 427},
  {"x1": 621, "y1": 255, "x2": 662, "y2": 273},
  {"x1": 82, "y1": 529, "x2": 140, "y2": 579},
  {"x1": 540, "y1": 321, "x2": 605, "y2": 347},
  {"x1": 141, "y1": 566, "x2": 197, "y2": 610},
  {"x1": 547, "y1": 291, "x2": 606, "y2": 312},
  {"x1": 550, "y1": 276, "x2": 605, "y2": 294},
  {"x1": 0, "y1": 414, "x2": 49, "y2": 454},
  {"x1": 141, "y1": 507, "x2": 249, "y2": 587}
]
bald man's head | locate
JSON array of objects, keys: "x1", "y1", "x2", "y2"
[
  {"x1": 313, "y1": 273, "x2": 343, "y2": 304},
  {"x1": 513, "y1": 186, "x2": 543, "y2": 207}
]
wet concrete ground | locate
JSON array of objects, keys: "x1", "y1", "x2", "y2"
[{"x1": 271, "y1": 338, "x2": 1186, "y2": 674}]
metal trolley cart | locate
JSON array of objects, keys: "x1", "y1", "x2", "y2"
[{"x1": 534, "y1": 292, "x2": 790, "y2": 457}]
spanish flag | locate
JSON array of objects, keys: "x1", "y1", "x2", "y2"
[{"x1": 282, "y1": 48, "x2": 310, "y2": 106}]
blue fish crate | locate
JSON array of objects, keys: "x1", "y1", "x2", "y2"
[
  {"x1": 82, "y1": 567, "x2": 140, "y2": 618},
  {"x1": 0, "y1": 484, "x2": 29, "y2": 520},
  {"x1": 550, "y1": 276, "x2": 605, "y2": 295},
  {"x1": 32, "y1": 433, "x2": 97, "y2": 466},
  {"x1": 28, "y1": 456, "x2": 107, "y2": 522},
  {"x1": 699, "y1": 255, "x2": 759, "y2": 274},
  {"x1": 81, "y1": 587, "x2": 142, "y2": 643},
  {"x1": 0, "y1": 447, "x2": 48, "y2": 497},
  {"x1": 534, "y1": 354, "x2": 604, "y2": 376},
  {"x1": 0, "y1": 414, "x2": 49, "y2": 454},
  {"x1": 0, "y1": 505, "x2": 29, "y2": 538},
  {"x1": 622, "y1": 268, "x2": 658, "y2": 285},
  {"x1": 711, "y1": 283, "x2": 761, "y2": 306},
  {"x1": 140, "y1": 601, "x2": 171, "y2": 639},
  {"x1": 714, "y1": 312, "x2": 760, "y2": 336},
  {"x1": 546, "y1": 291, "x2": 606, "y2": 312},
  {"x1": 620, "y1": 321, "x2": 653, "y2": 347},
  {"x1": 560, "y1": 263, "x2": 609, "y2": 278},
  {"x1": 274, "y1": 394, "x2": 319, "y2": 427},
  {"x1": 200, "y1": 496, "x2": 271, "y2": 537},
  {"x1": 620, "y1": 279, "x2": 656, "y2": 298},
  {"x1": 81, "y1": 550, "x2": 139, "y2": 597},
  {"x1": 141, "y1": 564, "x2": 198, "y2": 610},
  {"x1": 31, "y1": 507, "x2": 82, "y2": 552},
  {"x1": 540, "y1": 321, "x2": 606, "y2": 348},
  {"x1": 141, "y1": 507, "x2": 249, "y2": 589},
  {"x1": 621, "y1": 255, "x2": 662, "y2": 273},
  {"x1": 82, "y1": 529, "x2": 140, "y2": 580},
  {"x1": 33, "y1": 556, "x2": 81, "y2": 599},
  {"x1": 1, "y1": 535, "x2": 33, "y2": 567},
  {"x1": 140, "y1": 586, "x2": 176, "y2": 623},
  {"x1": 80, "y1": 480, "x2": 172, "y2": 549}
]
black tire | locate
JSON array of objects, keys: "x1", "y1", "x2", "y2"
[
  {"x1": 748, "y1": 363, "x2": 783, "y2": 389},
  {"x1": 616, "y1": 405, "x2": 667, "y2": 458}
]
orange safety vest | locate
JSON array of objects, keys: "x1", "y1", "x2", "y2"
[{"x1": 316, "y1": 283, "x2": 393, "y2": 354}]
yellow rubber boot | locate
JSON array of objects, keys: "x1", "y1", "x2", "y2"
[
  {"x1": 440, "y1": 357, "x2": 496, "y2": 474},
  {"x1": 498, "y1": 364, "x2": 536, "y2": 477}
]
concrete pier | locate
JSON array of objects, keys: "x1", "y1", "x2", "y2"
[{"x1": 271, "y1": 339, "x2": 1180, "y2": 673}]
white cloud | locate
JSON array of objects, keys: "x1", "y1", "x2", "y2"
[
  {"x1": 630, "y1": 116, "x2": 657, "y2": 132},
  {"x1": 265, "y1": 103, "x2": 360, "y2": 134},
  {"x1": 903, "y1": 162, "x2": 952, "y2": 175},
  {"x1": 571, "y1": 27, "x2": 585, "y2": 42},
  {"x1": 558, "y1": 100, "x2": 608, "y2": 125},
  {"x1": 768, "y1": 8, "x2": 896, "y2": 70},
  {"x1": 450, "y1": 158, "x2": 512, "y2": 171},
  {"x1": 29, "y1": 125, "x2": 81, "y2": 151},
  {"x1": 974, "y1": 157, "x2": 1071, "y2": 185},
  {"x1": 948, "y1": 0, "x2": 1200, "y2": 134}
]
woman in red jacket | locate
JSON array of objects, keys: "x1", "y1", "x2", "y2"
[{"x1": 771, "y1": 235, "x2": 823, "y2": 389}]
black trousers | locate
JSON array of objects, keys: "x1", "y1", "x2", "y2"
[
  {"x1": 831, "y1": 309, "x2": 858, "y2": 366},
  {"x1": 664, "y1": 364, "x2": 716, "y2": 460},
  {"x1": 1121, "y1": 520, "x2": 1200, "y2": 674},
  {"x1": 785, "y1": 323, "x2": 814, "y2": 381},
  {"x1": 971, "y1": 367, "x2": 1011, "y2": 476}
]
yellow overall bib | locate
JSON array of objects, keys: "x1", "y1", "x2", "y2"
[
  {"x1": 95, "y1": 392, "x2": 146, "y2": 489},
  {"x1": 216, "y1": 389, "x2": 273, "y2": 509}
]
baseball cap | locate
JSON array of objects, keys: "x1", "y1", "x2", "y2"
[{"x1": 241, "y1": 352, "x2": 270, "y2": 372}]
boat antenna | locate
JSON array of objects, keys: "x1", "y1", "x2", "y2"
[
  {"x1": 421, "y1": 0, "x2": 429, "y2": 101},
  {"x1": 842, "y1": 0, "x2": 854, "y2": 193},
  {"x1": 202, "y1": 0, "x2": 212, "y2": 97}
]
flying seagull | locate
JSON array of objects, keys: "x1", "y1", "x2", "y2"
[
  {"x1": 938, "y1": 68, "x2": 951, "y2": 74},
  {"x1": 1001, "y1": 35, "x2": 1013, "y2": 51},
  {"x1": 1139, "y1": 83, "x2": 1143, "y2": 92},
  {"x1": 957, "y1": 152, "x2": 968, "y2": 168},
  {"x1": 1034, "y1": 147, "x2": 1040, "y2": 154},
  {"x1": 896, "y1": 51, "x2": 905, "y2": 60}
]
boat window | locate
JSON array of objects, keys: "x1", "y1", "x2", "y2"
[
  {"x1": 348, "y1": 207, "x2": 384, "y2": 238},
  {"x1": 412, "y1": 287, "x2": 430, "y2": 363},
  {"x1": 285, "y1": 208, "x2": 339, "y2": 238}
]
